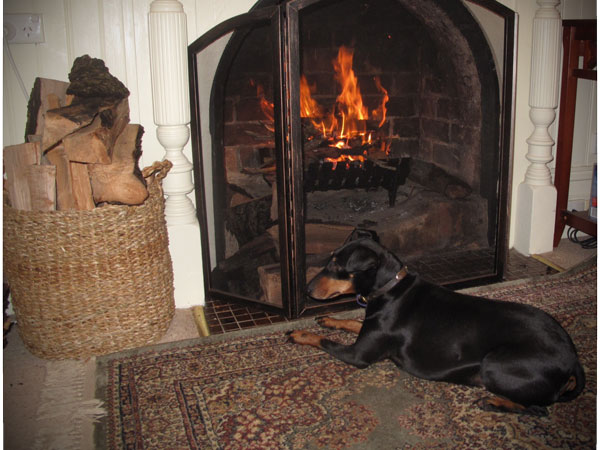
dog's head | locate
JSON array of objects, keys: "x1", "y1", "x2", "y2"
[{"x1": 306, "y1": 234, "x2": 403, "y2": 301}]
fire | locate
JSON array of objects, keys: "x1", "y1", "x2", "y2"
[
  {"x1": 300, "y1": 46, "x2": 388, "y2": 146},
  {"x1": 251, "y1": 46, "x2": 389, "y2": 165},
  {"x1": 324, "y1": 154, "x2": 366, "y2": 170},
  {"x1": 250, "y1": 79, "x2": 275, "y2": 132}
]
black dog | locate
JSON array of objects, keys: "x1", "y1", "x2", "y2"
[{"x1": 288, "y1": 235, "x2": 585, "y2": 416}]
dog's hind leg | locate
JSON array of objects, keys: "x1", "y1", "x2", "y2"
[
  {"x1": 316, "y1": 317, "x2": 362, "y2": 334},
  {"x1": 475, "y1": 396, "x2": 548, "y2": 416}
]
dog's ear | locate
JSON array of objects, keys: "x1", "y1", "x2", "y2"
[
  {"x1": 344, "y1": 228, "x2": 379, "y2": 244},
  {"x1": 345, "y1": 246, "x2": 380, "y2": 273}
]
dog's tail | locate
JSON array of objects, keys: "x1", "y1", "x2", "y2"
[{"x1": 557, "y1": 361, "x2": 586, "y2": 402}]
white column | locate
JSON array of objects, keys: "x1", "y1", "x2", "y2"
[
  {"x1": 514, "y1": 0, "x2": 561, "y2": 255},
  {"x1": 149, "y1": 0, "x2": 204, "y2": 308}
]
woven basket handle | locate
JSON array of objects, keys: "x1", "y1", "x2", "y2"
[{"x1": 142, "y1": 160, "x2": 173, "y2": 182}]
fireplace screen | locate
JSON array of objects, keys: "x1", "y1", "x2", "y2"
[{"x1": 189, "y1": 0, "x2": 516, "y2": 318}]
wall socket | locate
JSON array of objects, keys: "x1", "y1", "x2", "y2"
[{"x1": 4, "y1": 14, "x2": 45, "y2": 44}]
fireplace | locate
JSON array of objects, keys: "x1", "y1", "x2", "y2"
[{"x1": 189, "y1": 0, "x2": 515, "y2": 318}]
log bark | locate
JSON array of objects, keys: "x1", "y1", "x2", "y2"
[
  {"x1": 88, "y1": 124, "x2": 148, "y2": 205},
  {"x1": 67, "y1": 54, "x2": 129, "y2": 99},
  {"x1": 24, "y1": 78, "x2": 70, "y2": 140},
  {"x1": 63, "y1": 98, "x2": 130, "y2": 164}
]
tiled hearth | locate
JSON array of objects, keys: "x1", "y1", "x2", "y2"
[{"x1": 204, "y1": 249, "x2": 557, "y2": 335}]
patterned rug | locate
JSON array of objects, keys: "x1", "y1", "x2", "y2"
[{"x1": 96, "y1": 261, "x2": 596, "y2": 449}]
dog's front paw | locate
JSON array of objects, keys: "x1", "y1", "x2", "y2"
[
  {"x1": 287, "y1": 329, "x2": 323, "y2": 348},
  {"x1": 316, "y1": 316, "x2": 338, "y2": 329}
]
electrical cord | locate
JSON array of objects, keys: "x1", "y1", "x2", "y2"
[
  {"x1": 567, "y1": 226, "x2": 597, "y2": 249},
  {"x1": 3, "y1": 30, "x2": 30, "y2": 102}
]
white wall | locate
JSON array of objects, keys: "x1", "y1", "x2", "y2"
[{"x1": 3, "y1": 0, "x2": 596, "y2": 259}]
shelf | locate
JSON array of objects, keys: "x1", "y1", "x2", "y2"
[{"x1": 553, "y1": 19, "x2": 597, "y2": 247}]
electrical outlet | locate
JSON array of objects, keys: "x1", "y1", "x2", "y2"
[{"x1": 4, "y1": 14, "x2": 44, "y2": 44}]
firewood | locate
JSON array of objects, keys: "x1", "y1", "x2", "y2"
[
  {"x1": 41, "y1": 97, "x2": 121, "y2": 151},
  {"x1": 88, "y1": 124, "x2": 148, "y2": 205},
  {"x1": 63, "y1": 98, "x2": 130, "y2": 164},
  {"x1": 24, "y1": 78, "x2": 70, "y2": 140},
  {"x1": 67, "y1": 54, "x2": 129, "y2": 99},
  {"x1": 4, "y1": 142, "x2": 41, "y2": 210},
  {"x1": 45, "y1": 145, "x2": 76, "y2": 210},
  {"x1": 25, "y1": 165, "x2": 56, "y2": 211},
  {"x1": 70, "y1": 162, "x2": 95, "y2": 210},
  {"x1": 407, "y1": 159, "x2": 472, "y2": 199},
  {"x1": 258, "y1": 263, "x2": 322, "y2": 306},
  {"x1": 266, "y1": 223, "x2": 354, "y2": 255}
]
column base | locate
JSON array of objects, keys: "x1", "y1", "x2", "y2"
[
  {"x1": 513, "y1": 182, "x2": 557, "y2": 255},
  {"x1": 167, "y1": 222, "x2": 205, "y2": 308}
]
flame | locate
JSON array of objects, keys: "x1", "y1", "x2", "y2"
[
  {"x1": 251, "y1": 46, "x2": 389, "y2": 156},
  {"x1": 333, "y1": 46, "x2": 368, "y2": 138},
  {"x1": 372, "y1": 76, "x2": 389, "y2": 128},
  {"x1": 251, "y1": 79, "x2": 275, "y2": 132},
  {"x1": 324, "y1": 154, "x2": 366, "y2": 170},
  {"x1": 299, "y1": 46, "x2": 388, "y2": 146}
]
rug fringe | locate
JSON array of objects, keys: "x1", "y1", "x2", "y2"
[{"x1": 33, "y1": 360, "x2": 106, "y2": 450}]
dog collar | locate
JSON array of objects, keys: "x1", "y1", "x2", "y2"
[{"x1": 356, "y1": 266, "x2": 409, "y2": 307}]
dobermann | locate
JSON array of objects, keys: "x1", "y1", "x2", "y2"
[{"x1": 288, "y1": 232, "x2": 585, "y2": 415}]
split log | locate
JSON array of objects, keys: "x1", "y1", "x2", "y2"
[
  {"x1": 41, "y1": 98, "x2": 120, "y2": 151},
  {"x1": 406, "y1": 159, "x2": 472, "y2": 199},
  {"x1": 25, "y1": 165, "x2": 56, "y2": 211},
  {"x1": 63, "y1": 98, "x2": 130, "y2": 164},
  {"x1": 258, "y1": 264, "x2": 322, "y2": 307},
  {"x1": 266, "y1": 223, "x2": 354, "y2": 255},
  {"x1": 24, "y1": 78, "x2": 70, "y2": 140},
  {"x1": 88, "y1": 124, "x2": 148, "y2": 205},
  {"x1": 225, "y1": 195, "x2": 274, "y2": 247},
  {"x1": 70, "y1": 162, "x2": 95, "y2": 210},
  {"x1": 4, "y1": 142, "x2": 41, "y2": 210},
  {"x1": 211, "y1": 233, "x2": 279, "y2": 299},
  {"x1": 45, "y1": 145, "x2": 75, "y2": 210}
]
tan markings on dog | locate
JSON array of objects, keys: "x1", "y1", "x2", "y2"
[
  {"x1": 483, "y1": 396, "x2": 526, "y2": 412},
  {"x1": 559, "y1": 375, "x2": 577, "y2": 395},
  {"x1": 309, "y1": 276, "x2": 355, "y2": 300},
  {"x1": 319, "y1": 317, "x2": 363, "y2": 334},
  {"x1": 288, "y1": 330, "x2": 323, "y2": 348}
]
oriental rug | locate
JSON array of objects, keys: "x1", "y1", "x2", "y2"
[{"x1": 96, "y1": 261, "x2": 596, "y2": 449}]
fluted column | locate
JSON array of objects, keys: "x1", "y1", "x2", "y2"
[
  {"x1": 149, "y1": 0, "x2": 196, "y2": 225},
  {"x1": 514, "y1": 0, "x2": 561, "y2": 255},
  {"x1": 149, "y1": 0, "x2": 204, "y2": 308}
]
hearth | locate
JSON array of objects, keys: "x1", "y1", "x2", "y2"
[{"x1": 189, "y1": 0, "x2": 516, "y2": 318}]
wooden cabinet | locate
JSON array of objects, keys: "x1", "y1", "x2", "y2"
[{"x1": 553, "y1": 19, "x2": 597, "y2": 247}]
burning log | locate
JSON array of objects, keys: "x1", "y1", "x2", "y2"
[{"x1": 304, "y1": 157, "x2": 410, "y2": 206}]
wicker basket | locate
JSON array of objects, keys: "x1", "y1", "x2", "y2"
[{"x1": 3, "y1": 161, "x2": 175, "y2": 359}]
